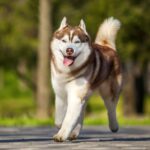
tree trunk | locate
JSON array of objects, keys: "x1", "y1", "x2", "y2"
[
  {"x1": 36, "y1": 0, "x2": 52, "y2": 119},
  {"x1": 123, "y1": 61, "x2": 136, "y2": 116},
  {"x1": 17, "y1": 59, "x2": 28, "y2": 90},
  {"x1": 123, "y1": 61, "x2": 145, "y2": 116},
  {"x1": 134, "y1": 63, "x2": 145, "y2": 114}
]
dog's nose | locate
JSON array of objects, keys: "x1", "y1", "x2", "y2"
[{"x1": 66, "y1": 48, "x2": 74, "y2": 55}]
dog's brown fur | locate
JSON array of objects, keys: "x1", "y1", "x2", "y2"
[{"x1": 51, "y1": 17, "x2": 122, "y2": 141}]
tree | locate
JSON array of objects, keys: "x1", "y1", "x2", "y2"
[{"x1": 36, "y1": 0, "x2": 52, "y2": 119}]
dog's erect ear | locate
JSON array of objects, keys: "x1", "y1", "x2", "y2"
[
  {"x1": 79, "y1": 19, "x2": 88, "y2": 34},
  {"x1": 58, "y1": 17, "x2": 67, "y2": 31}
]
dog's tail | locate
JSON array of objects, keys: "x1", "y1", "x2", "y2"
[{"x1": 95, "y1": 17, "x2": 121, "y2": 50}]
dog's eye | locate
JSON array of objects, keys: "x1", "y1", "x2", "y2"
[
  {"x1": 62, "y1": 39, "x2": 67, "y2": 43},
  {"x1": 74, "y1": 40, "x2": 80, "y2": 44}
]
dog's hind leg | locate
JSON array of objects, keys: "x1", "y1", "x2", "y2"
[
  {"x1": 102, "y1": 94, "x2": 119, "y2": 132},
  {"x1": 99, "y1": 76, "x2": 122, "y2": 132}
]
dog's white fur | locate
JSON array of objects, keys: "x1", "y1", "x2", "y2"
[
  {"x1": 51, "y1": 18, "x2": 91, "y2": 74},
  {"x1": 51, "y1": 17, "x2": 122, "y2": 142},
  {"x1": 95, "y1": 17, "x2": 121, "y2": 50}
]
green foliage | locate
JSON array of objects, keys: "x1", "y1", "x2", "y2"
[
  {"x1": 0, "y1": 118, "x2": 53, "y2": 126},
  {"x1": 0, "y1": 71, "x2": 149, "y2": 126},
  {"x1": 0, "y1": 0, "x2": 150, "y2": 125},
  {"x1": 0, "y1": 98, "x2": 34, "y2": 117},
  {"x1": 0, "y1": 0, "x2": 149, "y2": 71},
  {"x1": 0, "y1": 71, "x2": 34, "y2": 117},
  {"x1": 0, "y1": 0, "x2": 38, "y2": 69},
  {"x1": 84, "y1": 95, "x2": 150, "y2": 126},
  {"x1": 53, "y1": 0, "x2": 150, "y2": 64},
  {"x1": 0, "y1": 90, "x2": 150, "y2": 126},
  {"x1": 84, "y1": 116, "x2": 150, "y2": 126},
  {"x1": 0, "y1": 71, "x2": 31, "y2": 98}
]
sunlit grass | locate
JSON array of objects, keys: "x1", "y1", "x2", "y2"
[
  {"x1": 0, "y1": 98, "x2": 35, "y2": 117},
  {"x1": 84, "y1": 115, "x2": 150, "y2": 126},
  {"x1": 0, "y1": 115, "x2": 149, "y2": 127},
  {"x1": 0, "y1": 117, "x2": 54, "y2": 126},
  {"x1": 0, "y1": 71, "x2": 150, "y2": 126},
  {"x1": 84, "y1": 93, "x2": 150, "y2": 126}
]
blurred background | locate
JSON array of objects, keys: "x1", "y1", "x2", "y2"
[{"x1": 0, "y1": 0, "x2": 149, "y2": 126}]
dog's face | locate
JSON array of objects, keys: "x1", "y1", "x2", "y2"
[{"x1": 51, "y1": 17, "x2": 92, "y2": 72}]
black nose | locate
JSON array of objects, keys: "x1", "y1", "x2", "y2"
[{"x1": 66, "y1": 48, "x2": 74, "y2": 55}]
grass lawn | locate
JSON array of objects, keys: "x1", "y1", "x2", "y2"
[
  {"x1": 0, "y1": 94, "x2": 149, "y2": 127},
  {"x1": 0, "y1": 71, "x2": 150, "y2": 126},
  {"x1": 84, "y1": 94, "x2": 150, "y2": 126}
]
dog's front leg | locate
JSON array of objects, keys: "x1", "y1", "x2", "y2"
[
  {"x1": 68, "y1": 110, "x2": 84, "y2": 140},
  {"x1": 53, "y1": 93, "x2": 86, "y2": 142},
  {"x1": 55, "y1": 95, "x2": 67, "y2": 128},
  {"x1": 69, "y1": 101, "x2": 87, "y2": 140}
]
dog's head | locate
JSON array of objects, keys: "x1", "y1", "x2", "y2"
[{"x1": 51, "y1": 17, "x2": 92, "y2": 72}]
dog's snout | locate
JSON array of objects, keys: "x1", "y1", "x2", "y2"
[{"x1": 66, "y1": 48, "x2": 74, "y2": 55}]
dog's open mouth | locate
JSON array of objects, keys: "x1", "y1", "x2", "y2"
[
  {"x1": 60, "y1": 50, "x2": 81, "y2": 67},
  {"x1": 63, "y1": 56, "x2": 75, "y2": 66}
]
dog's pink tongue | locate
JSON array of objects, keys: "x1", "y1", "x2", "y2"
[{"x1": 63, "y1": 57, "x2": 74, "y2": 66}]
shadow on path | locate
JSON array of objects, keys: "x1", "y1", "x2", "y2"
[
  {"x1": 0, "y1": 136, "x2": 150, "y2": 143},
  {"x1": 73, "y1": 136, "x2": 150, "y2": 143},
  {"x1": 0, "y1": 127, "x2": 150, "y2": 143},
  {"x1": 0, "y1": 137, "x2": 52, "y2": 143}
]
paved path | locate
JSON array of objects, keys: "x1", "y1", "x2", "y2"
[{"x1": 0, "y1": 126, "x2": 150, "y2": 150}]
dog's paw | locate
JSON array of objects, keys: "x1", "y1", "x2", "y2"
[
  {"x1": 53, "y1": 134, "x2": 65, "y2": 142},
  {"x1": 68, "y1": 132, "x2": 78, "y2": 141},
  {"x1": 69, "y1": 125, "x2": 81, "y2": 141},
  {"x1": 110, "y1": 126, "x2": 119, "y2": 133},
  {"x1": 109, "y1": 122, "x2": 119, "y2": 133},
  {"x1": 53, "y1": 130, "x2": 68, "y2": 142}
]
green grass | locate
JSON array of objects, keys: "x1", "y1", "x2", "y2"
[
  {"x1": 0, "y1": 70, "x2": 150, "y2": 126},
  {"x1": 84, "y1": 115, "x2": 150, "y2": 126},
  {"x1": 0, "y1": 116, "x2": 149, "y2": 127},
  {"x1": 84, "y1": 94, "x2": 150, "y2": 126},
  {"x1": 0, "y1": 117, "x2": 54, "y2": 126},
  {"x1": 1, "y1": 93, "x2": 149, "y2": 127},
  {"x1": 0, "y1": 98, "x2": 35, "y2": 117}
]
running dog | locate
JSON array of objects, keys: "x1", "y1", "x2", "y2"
[{"x1": 50, "y1": 17, "x2": 122, "y2": 142}]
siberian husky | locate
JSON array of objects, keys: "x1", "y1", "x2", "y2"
[{"x1": 50, "y1": 17, "x2": 122, "y2": 142}]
